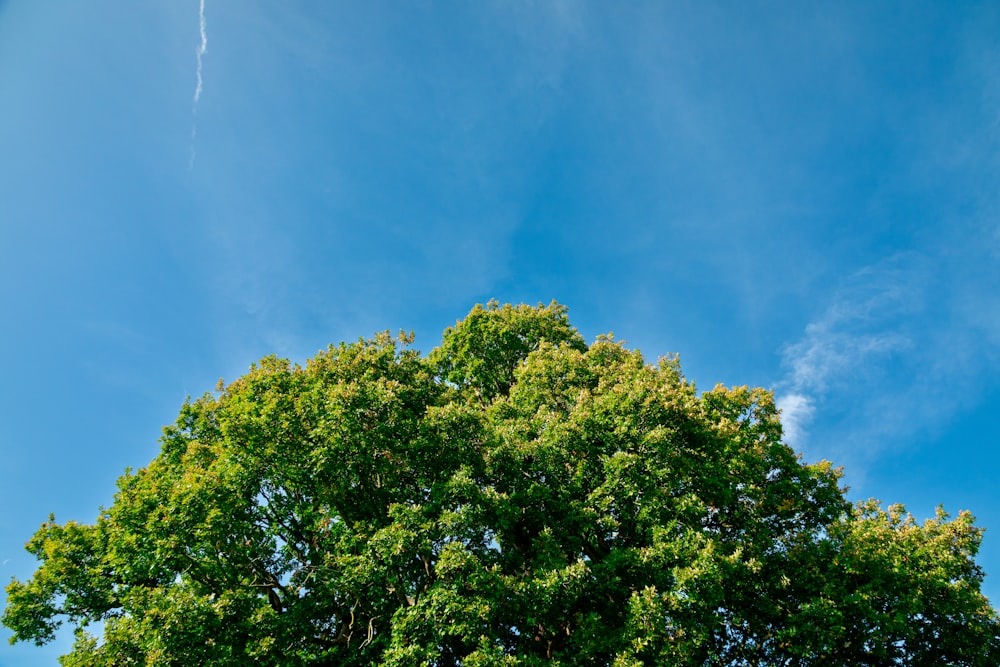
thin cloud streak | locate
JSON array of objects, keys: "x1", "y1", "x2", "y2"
[
  {"x1": 193, "y1": 0, "x2": 207, "y2": 105},
  {"x1": 189, "y1": 0, "x2": 207, "y2": 168}
]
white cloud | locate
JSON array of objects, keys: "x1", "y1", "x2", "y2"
[
  {"x1": 190, "y1": 0, "x2": 208, "y2": 167},
  {"x1": 775, "y1": 392, "x2": 813, "y2": 447},
  {"x1": 784, "y1": 324, "x2": 907, "y2": 397},
  {"x1": 775, "y1": 225, "x2": 1000, "y2": 483},
  {"x1": 775, "y1": 253, "x2": 925, "y2": 450},
  {"x1": 193, "y1": 0, "x2": 207, "y2": 106}
]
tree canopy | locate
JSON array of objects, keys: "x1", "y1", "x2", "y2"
[{"x1": 5, "y1": 302, "x2": 999, "y2": 665}]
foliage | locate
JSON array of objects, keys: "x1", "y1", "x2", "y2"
[{"x1": 5, "y1": 302, "x2": 999, "y2": 665}]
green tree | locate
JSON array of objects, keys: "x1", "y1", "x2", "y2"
[{"x1": 5, "y1": 302, "x2": 999, "y2": 665}]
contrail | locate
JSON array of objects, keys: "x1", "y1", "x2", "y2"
[
  {"x1": 194, "y1": 0, "x2": 207, "y2": 105},
  {"x1": 190, "y1": 0, "x2": 207, "y2": 168}
]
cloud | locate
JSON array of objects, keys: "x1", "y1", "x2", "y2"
[
  {"x1": 775, "y1": 253, "x2": 925, "y2": 449},
  {"x1": 189, "y1": 0, "x2": 208, "y2": 168},
  {"x1": 775, "y1": 224, "x2": 1000, "y2": 484},
  {"x1": 783, "y1": 326, "x2": 908, "y2": 398},
  {"x1": 775, "y1": 393, "x2": 814, "y2": 448},
  {"x1": 193, "y1": 0, "x2": 207, "y2": 105}
]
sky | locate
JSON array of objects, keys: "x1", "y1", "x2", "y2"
[{"x1": 1, "y1": 1, "x2": 998, "y2": 662}]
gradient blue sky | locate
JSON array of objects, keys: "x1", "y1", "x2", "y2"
[{"x1": 2, "y1": 2, "x2": 999, "y2": 662}]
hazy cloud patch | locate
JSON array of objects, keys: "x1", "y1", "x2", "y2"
[{"x1": 775, "y1": 254, "x2": 926, "y2": 452}]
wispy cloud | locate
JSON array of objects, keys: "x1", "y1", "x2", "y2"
[
  {"x1": 190, "y1": 0, "x2": 208, "y2": 167},
  {"x1": 775, "y1": 254, "x2": 925, "y2": 451},
  {"x1": 193, "y1": 0, "x2": 207, "y2": 105},
  {"x1": 776, "y1": 234, "x2": 1000, "y2": 482}
]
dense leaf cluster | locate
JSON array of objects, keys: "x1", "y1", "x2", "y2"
[{"x1": 5, "y1": 302, "x2": 999, "y2": 665}]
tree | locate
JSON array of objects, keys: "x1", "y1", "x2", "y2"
[{"x1": 5, "y1": 301, "x2": 999, "y2": 665}]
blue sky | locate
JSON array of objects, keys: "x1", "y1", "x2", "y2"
[{"x1": 2, "y1": 1, "x2": 999, "y2": 662}]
